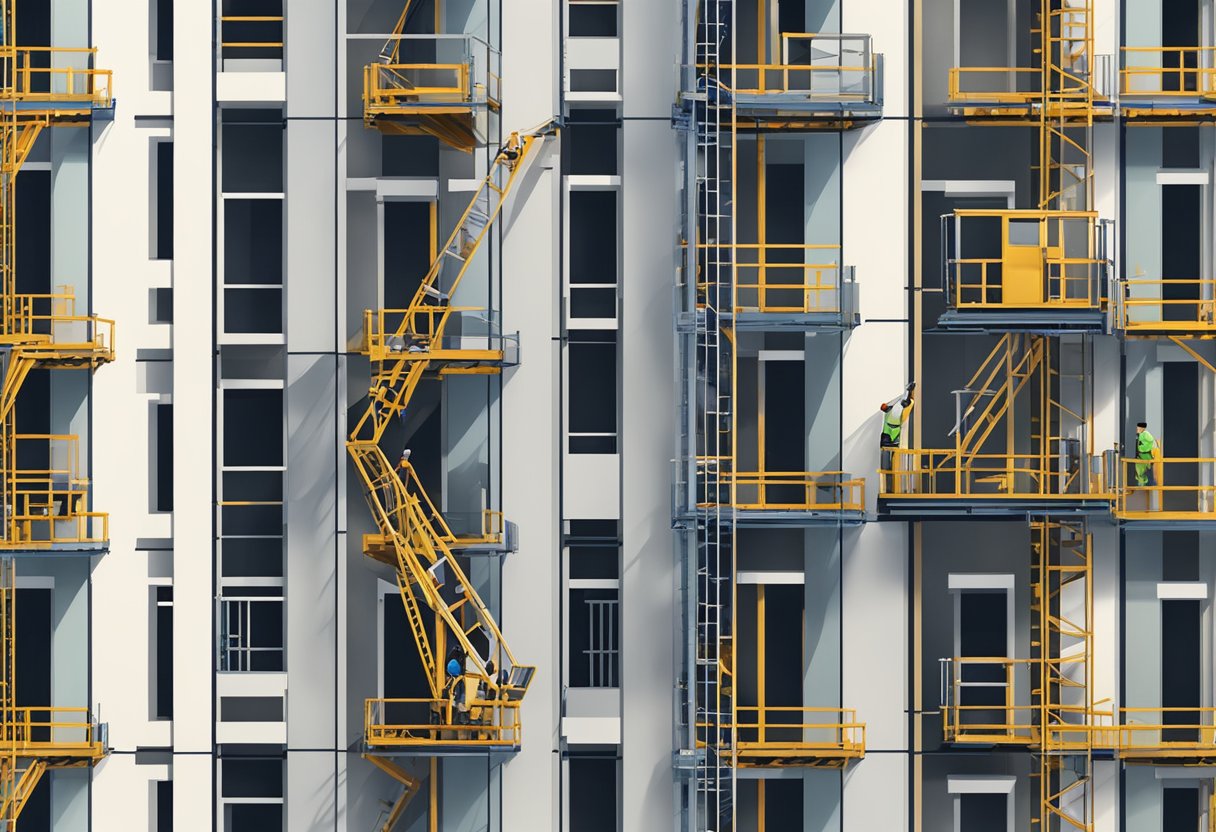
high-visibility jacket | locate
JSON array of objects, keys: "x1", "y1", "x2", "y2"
[
  {"x1": 1136, "y1": 429, "x2": 1156, "y2": 460},
  {"x1": 882, "y1": 400, "x2": 914, "y2": 446}
]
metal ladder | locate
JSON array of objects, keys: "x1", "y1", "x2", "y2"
[{"x1": 693, "y1": 0, "x2": 735, "y2": 827}]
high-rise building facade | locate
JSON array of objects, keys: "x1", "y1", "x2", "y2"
[{"x1": 0, "y1": 0, "x2": 1212, "y2": 829}]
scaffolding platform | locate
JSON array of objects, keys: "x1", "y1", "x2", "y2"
[
  {"x1": 1120, "y1": 47, "x2": 1216, "y2": 121},
  {"x1": 932, "y1": 308, "x2": 1108, "y2": 335}
]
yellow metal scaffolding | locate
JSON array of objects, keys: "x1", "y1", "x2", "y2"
[
  {"x1": 349, "y1": 120, "x2": 554, "y2": 828},
  {"x1": 0, "y1": 4, "x2": 114, "y2": 823}
]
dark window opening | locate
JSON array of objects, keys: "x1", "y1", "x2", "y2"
[
  {"x1": 155, "y1": 142, "x2": 174, "y2": 259},
  {"x1": 156, "y1": 403, "x2": 173, "y2": 512},
  {"x1": 156, "y1": 586, "x2": 173, "y2": 719},
  {"x1": 570, "y1": 191, "x2": 617, "y2": 284},
  {"x1": 569, "y1": 4, "x2": 618, "y2": 37},
  {"x1": 569, "y1": 758, "x2": 618, "y2": 832},
  {"x1": 223, "y1": 389, "x2": 283, "y2": 467},
  {"x1": 570, "y1": 69, "x2": 617, "y2": 92},
  {"x1": 156, "y1": 779, "x2": 173, "y2": 830}
]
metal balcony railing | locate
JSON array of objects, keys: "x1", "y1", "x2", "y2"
[
  {"x1": 882, "y1": 449, "x2": 1111, "y2": 501},
  {"x1": 1116, "y1": 278, "x2": 1216, "y2": 333},
  {"x1": 703, "y1": 34, "x2": 880, "y2": 105},
  {"x1": 363, "y1": 35, "x2": 501, "y2": 116},
  {"x1": 365, "y1": 696, "x2": 522, "y2": 749},
  {"x1": 1115, "y1": 456, "x2": 1216, "y2": 520},
  {"x1": 1121, "y1": 47, "x2": 1216, "y2": 98},
  {"x1": 0, "y1": 47, "x2": 112, "y2": 108}
]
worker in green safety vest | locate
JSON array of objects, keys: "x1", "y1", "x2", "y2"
[
  {"x1": 1134, "y1": 421, "x2": 1157, "y2": 488},
  {"x1": 879, "y1": 383, "x2": 916, "y2": 485}
]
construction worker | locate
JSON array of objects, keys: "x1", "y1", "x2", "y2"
[
  {"x1": 879, "y1": 383, "x2": 916, "y2": 493},
  {"x1": 1134, "y1": 422, "x2": 1157, "y2": 488}
]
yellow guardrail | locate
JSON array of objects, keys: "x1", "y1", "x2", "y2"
[
  {"x1": 4, "y1": 434, "x2": 107, "y2": 548},
  {"x1": 365, "y1": 696, "x2": 521, "y2": 748},
  {"x1": 947, "y1": 67, "x2": 1043, "y2": 102},
  {"x1": 698, "y1": 706, "x2": 865, "y2": 765},
  {"x1": 1115, "y1": 457, "x2": 1216, "y2": 520},
  {"x1": 945, "y1": 210, "x2": 1107, "y2": 311},
  {"x1": 1121, "y1": 47, "x2": 1216, "y2": 97},
  {"x1": 1117, "y1": 279, "x2": 1216, "y2": 331},
  {"x1": 695, "y1": 243, "x2": 844, "y2": 314},
  {"x1": 364, "y1": 62, "x2": 473, "y2": 113},
  {"x1": 702, "y1": 33, "x2": 877, "y2": 101},
  {"x1": 881, "y1": 449, "x2": 1107, "y2": 500},
  {"x1": 0, "y1": 706, "x2": 105, "y2": 758},
  {"x1": 0, "y1": 47, "x2": 111, "y2": 108},
  {"x1": 695, "y1": 461, "x2": 865, "y2": 512},
  {"x1": 1119, "y1": 708, "x2": 1216, "y2": 759},
  {"x1": 940, "y1": 658, "x2": 1114, "y2": 749},
  {"x1": 220, "y1": 15, "x2": 285, "y2": 53},
  {"x1": 4, "y1": 290, "x2": 115, "y2": 361}
]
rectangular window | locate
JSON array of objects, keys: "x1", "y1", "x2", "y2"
[
  {"x1": 570, "y1": 69, "x2": 617, "y2": 93},
  {"x1": 155, "y1": 779, "x2": 173, "y2": 831},
  {"x1": 568, "y1": 334, "x2": 617, "y2": 453},
  {"x1": 569, "y1": 2, "x2": 618, "y2": 37},
  {"x1": 219, "y1": 588, "x2": 284, "y2": 672},
  {"x1": 222, "y1": 389, "x2": 283, "y2": 467},
  {"x1": 568, "y1": 545, "x2": 620, "y2": 688},
  {"x1": 155, "y1": 586, "x2": 173, "y2": 719},
  {"x1": 156, "y1": 403, "x2": 173, "y2": 512},
  {"x1": 155, "y1": 142, "x2": 173, "y2": 259},
  {"x1": 153, "y1": 288, "x2": 173, "y2": 324},
  {"x1": 220, "y1": 696, "x2": 284, "y2": 722},
  {"x1": 569, "y1": 191, "x2": 617, "y2": 284},
  {"x1": 221, "y1": 110, "x2": 284, "y2": 194},
  {"x1": 156, "y1": 0, "x2": 173, "y2": 61},
  {"x1": 569, "y1": 758, "x2": 618, "y2": 832}
]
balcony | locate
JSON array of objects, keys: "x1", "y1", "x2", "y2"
[
  {"x1": 700, "y1": 34, "x2": 882, "y2": 124},
  {"x1": 0, "y1": 47, "x2": 112, "y2": 120},
  {"x1": 676, "y1": 460, "x2": 866, "y2": 526},
  {"x1": 1118, "y1": 708, "x2": 1216, "y2": 764},
  {"x1": 1114, "y1": 457, "x2": 1216, "y2": 527},
  {"x1": 364, "y1": 697, "x2": 522, "y2": 755},
  {"x1": 0, "y1": 707, "x2": 107, "y2": 760},
  {"x1": 945, "y1": 56, "x2": 1113, "y2": 119},
  {"x1": 936, "y1": 210, "x2": 1111, "y2": 333},
  {"x1": 4, "y1": 289, "x2": 116, "y2": 367},
  {"x1": 1116, "y1": 278, "x2": 1216, "y2": 337},
  {"x1": 880, "y1": 449, "x2": 1113, "y2": 517},
  {"x1": 939, "y1": 658, "x2": 1112, "y2": 751},
  {"x1": 362, "y1": 308, "x2": 519, "y2": 367},
  {"x1": 1120, "y1": 47, "x2": 1216, "y2": 119},
  {"x1": 713, "y1": 706, "x2": 866, "y2": 768},
  {"x1": 681, "y1": 243, "x2": 859, "y2": 331},
  {"x1": 363, "y1": 35, "x2": 500, "y2": 151},
  {"x1": 0, "y1": 434, "x2": 107, "y2": 553}
]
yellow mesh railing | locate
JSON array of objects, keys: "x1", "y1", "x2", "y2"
[
  {"x1": 1119, "y1": 708, "x2": 1216, "y2": 758},
  {"x1": 0, "y1": 707, "x2": 104, "y2": 758},
  {"x1": 697, "y1": 706, "x2": 865, "y2": 765}
]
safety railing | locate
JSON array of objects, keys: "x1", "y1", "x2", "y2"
[
  {"x1": 1121, "y1": 47, "x2": 1216, "y2": 98},
  {"x1": 940, "y1": 657, "x2": 1115, "y2": 749},
  {"x1": 692, "y1": 706, "x2": 865, "y2": 765},
  {"x1": 947, "y1": 55, "x2": 1112, "y2": 104},
  {"x1": 693, "y1": 462, "x2": 865, "y2": 512},
  {"x1": 363, "y1": 307, "x2": 513, "y2": 361},
  {"x1": 1115, "y1": 457, "x2": 1216, "y2": 519},
  {"x1": 219, "y1": 15, "x2": 285, "y2": 62},
  {"x1": 701, "y1": 33, "x2": 879, "y2": 104},
  {"x1": 940, "y1": 657, "x2": 1037, "y2": 743},
  {"x1": 4, "y1": 290, "x2": 115, "y2": 361},
  {"x1": 365, "y1": 696, "x2": 522, "y2": 748},
  {"x1": 942, "y1": 210, "x2": 1109, "y2": 311},
  {"x1": 0, "y1": 707, "x2": 105, "y2": 757},
  {"x1": 363, "y1": 35, "x2": 501, "y2": 116},
  {"x1": 882, "y1": 449, "x2": 1110, "y2": 500},
  {"x1": 1118, "y1": 708, "x2": 1216, "y2": 759},
  {"x1": 2, "y1": 434, "x2": 106, "y2": 548},
  {"x1": 0, "y1": 47, "x2": 112, "y2": 108},
  {"x1": 1116, "y1": 279, "x2": 1216, "y2": 332},
  {"x1": 695, "y1": 243, "x2": 848, "y2": 314},
  {"x1": 731, "y1": 706, "x2": 865, "y2": 763}
]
